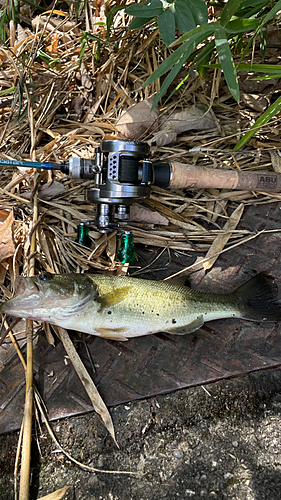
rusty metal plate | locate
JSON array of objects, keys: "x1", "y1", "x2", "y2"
[{"x1": 1, "y1": 202, "x2": 281, "y2": 434}]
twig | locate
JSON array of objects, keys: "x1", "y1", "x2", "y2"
[{"x1": 18, "y1": 94, "x2": 39, "y2": 498}]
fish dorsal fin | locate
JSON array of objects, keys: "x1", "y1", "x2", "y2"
[
  {"x1": 99, "y1": 286, "x2": 132, "y2": 311},
  {"x1": 164, "y1": 276, "x2": 190, "y2": 287},
  {"x1": 166, "y1": 315, "x2": 204, "y2": 335}
]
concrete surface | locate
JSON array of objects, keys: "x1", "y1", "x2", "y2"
[{"x1": 0, "y1": 367, "x2": 281, "y2": 499}]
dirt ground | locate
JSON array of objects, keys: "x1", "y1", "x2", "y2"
[{"x1": 0, "y1": 367, "x2": 281, "y2": 500}]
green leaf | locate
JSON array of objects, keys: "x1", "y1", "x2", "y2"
[
  {"x1": 236, "y1": 63, "x2": 281, "y2": 73},
  {"x1": 260, "y1": 26, "x2": 267, "y2": 59},
  {"x1": 105, "y1": 5, "x2": 126, "y2": 37},
  {"x1": 261, "y1": 0, "x2": 281, "y2": 26},
  {"x1": 240, "y1": 0, "x2": 268, "y2": 8},
  {"x1": 150, "y1": 58, "x2": 186, "y2": 109},
  {"x1": 236, "y1": 0, "x2": 268, "y2": 18},
  {"x1": 79, "y1": 40, "x2": 87, "y2": 66},
  {"x1": 145, "y1": 24, "x2": 215, "y2": 86},
  {"x1": 129, "y1": 16, "x2": 153, "y2": 29},
  {"x1": 174, "y1": 1, "x2": 196, "y2": 34},
  {"x1": 144, "y1": 39, "x2": 192, "y2": 84},
  {"x1": 158, "y1": 8, "x2": 175, "y2": 46},
  {"x1": 0, "y1": 86, "x2": 16, "y2": 96},
  {"x1": 225, "y1": 18, "x2": 260, "y2": 34},
  {"x1": 220, "y1": 0, "x2": 244, "y2": 26},
  {"x1": 233, "y1": 95, "x2": 281, "y2": 151},
  {"x1": 17, "y1": 83, "x2": 23, "y2": 114},
  {"x1": 126, "y1": 0, "x2": 163, "y2": 18},
  {"x1": 184, "y1": 0, "x2": 208, "y2": 25},
  {"x1": 176, "y1": 20, "x2": 219, "y2": 44},
  {"x1": 209, "y1": 62, "x2": 281, "y2": 76},
  {"x1": 194, "y1": 40, "x2": 216, "y2": 78},
  {"x1": 250, "y1": 74, "x2": 281, "y2": 81},
  {"x1": 215, "y1": 25, "x2": 240, "y2": 102},
  {"x1": 145, "y1": 25, "x2": 217, "y2": 108}
]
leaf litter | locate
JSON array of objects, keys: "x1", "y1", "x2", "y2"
[{"x1": 1, "y1": 3, "x2": 281, "y2": 496}]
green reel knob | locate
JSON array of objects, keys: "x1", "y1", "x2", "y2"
[
  {"x1": 76, "y1": 222, "x2": 91, "y2": 248},
  {"x1": 117, "y1": 232, "x2": 135, "y2": 263}
]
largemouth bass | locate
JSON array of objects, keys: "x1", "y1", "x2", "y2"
[{"x1": 1, "y1": 273, "x2": 281, "y2": 341}]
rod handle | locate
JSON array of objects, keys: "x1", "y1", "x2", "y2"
[{"x1": 169, "y1": 162, "x2": 281, "y2": 193}]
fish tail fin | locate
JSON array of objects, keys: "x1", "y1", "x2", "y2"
[{"x1": 234, "y1": 273, "x2": 281, "y2": 322}]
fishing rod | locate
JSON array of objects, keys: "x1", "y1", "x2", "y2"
[{"x1": 1, "y1": 139, "x2": 280, "y2": 261}]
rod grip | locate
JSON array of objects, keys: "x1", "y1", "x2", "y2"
[{"x1": 169, "y1": 162, "x2": 281, "y2": 193}]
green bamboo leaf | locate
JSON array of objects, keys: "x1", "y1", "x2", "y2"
[
  {"x1": 208, "y1": 63, "x2": 281, "y2": 75},
  {"x1": 129, "y1": 16, "x2": 153, "y2": 29},
  {"x1": 0, "y1": 86, "x2": 16, "y2": 96},
  {"x1": 144, "y1": 41, "x2": 193, "y2": 84},
  {"x1": 184, "y1": 0, "x2": 208, "y2": 25},
  {"x1": 79, "y1": 40, "x2": 87, "y2": 66},
  {"x1": 250, "y1": 74, "x2": 281, "y2": 81},
  {"x1": 158, "y1": 8, "x2": 175, "y2": 46},
  {"x1": 233, "y1": 95, "x2": 281, "y2": 151},
  {"x1": 240, "y1": 0, "x2": 268, "y2": 8},
  {"x1": 174, "y1": 1, "x2": 196, "y2": 33},
  {"x1": 126, "y1": 0, "x2": 163, "y2": 18},
  {"x1": 150, "y1": 59, "x2": 186, "y2": 110},
  {"x1": 220, "y1": 0, "x2": 244, "y2": 26},
  {"x1": 17, "y1": 83, "x2": 23, "y2": 114},
  {"x1": 236, "y1": 63, "x2": 281, "y2": 73},
  {"x1": 145, "y1": 23, "x2": 216, "y2": 86},
  {"x1": 75, "y1": 0, "x2": 83, "y2": 18},
  {"x1": 260, "y1": 26, "x2": 267, "y2": 59},
  {"x1": 21, "y1": 0, "x2": 45, "y2": 11},
  {"x1": 105, "y1": 5, "x2": 126, "y2": 37},
  {"x1": 194, "y1": 40, "x2": 216, "y2": 78},
  {"x1": 225, "y1": 18, "x2": 260, "y2": 34},
  {"x1": 215, "y1": 26, "x2": 240, "y2": 102},
  {"x1": 236, "y1": 0, "x2": 268, "y2": 18},
  {"x1": 261, "y1": 0, "x2": 281, "y2": 26},
  {"x1": 176, "y1": 21, "x2": 219, "y2": 44}
]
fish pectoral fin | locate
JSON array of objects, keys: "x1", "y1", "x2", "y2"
[
  {"x1": 94, "y1": 327, "x2": 129, "y2": 341},
  {"x1": 98, "y1": 286, "x2": 133, "y2": 311},
  {"x1": 166, "y1": 315, "x2": 204, "y2": 335}
]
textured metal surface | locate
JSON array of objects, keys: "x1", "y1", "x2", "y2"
[{"x1": 1, "y1": 202, "x2": 281, "y2": 434}]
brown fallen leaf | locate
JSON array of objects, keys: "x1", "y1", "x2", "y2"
[
  {"x1": 22, "y1": 180, "x2": 66, "y2": 201},
  {"x1": 162, "y1": 106, "x2": 215, "y2": 134},
  {"x1": 130, "y1": 204, "x2": 169, "y2": 225},
  {"x1": 116, "y1": 96, "x2": 159, "y2": 140},
  {"x1": 149, "y1": 106, "x2": 215, "y2": 146},
  {"x1": 147, "y1": 129, "x2": 177, "y2": 147},
  {"x1": 0, "y1": 210, "x2": 15, "y2": 262}
]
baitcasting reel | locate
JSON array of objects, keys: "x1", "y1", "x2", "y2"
[{"x1": 65, "y1": 139, "x2": 172, "y2": 230}]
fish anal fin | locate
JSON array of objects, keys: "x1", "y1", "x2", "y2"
[
  {"x1": 98, "y1": 286, "x2": 133, "y2": 311},
  {"x1": 95, "y1": 327, "x2": 129, "y2": 341},
  {"x1": 166, "y1": 315, "x2": 204, "y2": 335}
]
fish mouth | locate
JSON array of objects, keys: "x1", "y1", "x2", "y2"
[{"x1": 1, "y1": 277, "x2": 47, "y2": 319}]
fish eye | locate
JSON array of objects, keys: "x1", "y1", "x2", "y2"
[{"x1": 39, "y1": 273, "x2": 52, "y2": 281}]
